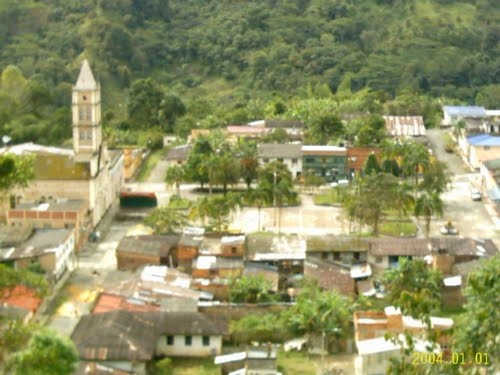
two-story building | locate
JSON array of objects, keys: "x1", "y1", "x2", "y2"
[
  {"x1": 7, "y1": 199, "x2": 89, "y2": 251},
  {"x1": 0, "y1": 228, "x2": 75, "y2": 281},
  {"x1": 302, "y1": 145, "x2": 347, "y2": 182},
  {"x1": 257, "y1": 143, "x2": 302, "y2": 179}
]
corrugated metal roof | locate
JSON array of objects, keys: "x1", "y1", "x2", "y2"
[
  {"x1": 383, "y1": 116, "x2": 426, "y2": 137},
  {"x1": 467, "y1": 133, "x2": 500, "y2": 146},
  {"x1": 443, "y1": 105, "x2": 486, "y2": 118}
]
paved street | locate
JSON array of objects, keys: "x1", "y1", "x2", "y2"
[
  {"x1": 426, "y1": 128, "x2": 500, "y2": 246},
  {"x1": 48, "y1": 218, "x2": 139, "y2": 336}
]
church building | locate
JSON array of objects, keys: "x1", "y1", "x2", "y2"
[{"x1": 1, "y1": 60, "x2": 124, "y2": 239}]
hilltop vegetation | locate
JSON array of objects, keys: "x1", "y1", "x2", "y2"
[{"x1": 0, "y1": 0, "x2": 499, "y2": 145}]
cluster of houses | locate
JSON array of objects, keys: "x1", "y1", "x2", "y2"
[
  {"x1": 166, "y1": 115, "x2": 429, "y2": 183},
  {"x1": 3, "y1": 223, "x2": 495, "y2": 373},
  {"x1": 1, "y1": 59, "x2": 499, "y2": 374}
]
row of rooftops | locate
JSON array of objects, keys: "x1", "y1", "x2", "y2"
[{"x1": 116, "y1": 231, "x2": 497, "y2": 262}]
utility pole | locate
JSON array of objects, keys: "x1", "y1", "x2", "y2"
[{"x1": 273, "y1": 170, "x2": 277, "y2": 230}]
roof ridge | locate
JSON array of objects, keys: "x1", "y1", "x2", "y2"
[{"x1": 75, "y1": 59, "x2": 97, "y2": 90}]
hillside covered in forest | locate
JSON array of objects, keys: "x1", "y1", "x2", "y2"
[{"x1": 0, "y1": 0, "x2": 499, "y2": 145}]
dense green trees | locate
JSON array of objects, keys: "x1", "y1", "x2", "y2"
[
  {"x1": 6, "y1": 328, "x2": 79, "y2": 375},
  {"x1": 454, "y1": 254, "x2": 500, "y2": 373},
  {"x1": 229, "y1": 275, "x2": 277, "y2": 304},
  {"x1": 0, "y1": 0, "x2": 498, "y2": 147},
  {"x1": 0, "y1": 264, "x2": 48, "y2": 297},
  {"x1": 282, "y1": 280, "x2": 352, "y2": 349},
  {"x1": 144, "y1": 206, "x2": 188, "y2": 234},
  {"x1": 190, "y1": 193, "x2": 241, "y2": 232},
  {"x1": 382, "y1": 258, "x2": 442, "y2": 324},
  {"x1": 0, "y1": 153, "x2": 34, "y2": 202}
]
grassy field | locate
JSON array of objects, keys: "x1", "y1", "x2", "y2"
[
  {"x1": 379, "y1": 220, "x2": 418, "y2": 237},
  {"x1": 313, "y1": 189, "x2": 344, "y2": 206},
  {"x1": 168, "y1": 196, "x2": 192, "y2": 210}
]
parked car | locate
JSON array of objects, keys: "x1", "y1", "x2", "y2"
[
  {"x1": 440, "y1": 221, "x2": 459, "y2": 235},
  {"x1": 471, "y1": 188, "x2": 482, "y2": 201}
]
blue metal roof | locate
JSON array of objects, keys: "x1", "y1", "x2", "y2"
[
  {"x1": 443, "y1": 105, "x2": 486, "y2": 118},
  {"x1": 467, "y1": 133, "x2": 500, "y2": 146}
]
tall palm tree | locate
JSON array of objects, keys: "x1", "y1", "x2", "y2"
[
  {"x1": 247, "y1": 187, "x2": 272, "y2": 232},
  {"x1": 393, "y1": 181, "x2": 416, "y2": 234},
  {"x1": 164, "y1": 164, "x2": 184, "y2": 196},
  {"x1": 190, "y1": 193, "x2": 241, "y2": 232},
  {"x1": 402, "y1": 142, "x2": 431, "y2": 186},
  {"x1": 414, "y1": 192, "x2": 443, "y2": 239},
  {"x1": 144, "y1": 207, "x2": 188, "y2": 234},
  {"x1": 274, "y1": 178, "x2": 294, "y2": 234}
]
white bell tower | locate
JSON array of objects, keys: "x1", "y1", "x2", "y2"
[{"x1": 72, "y1": 59, "x2": 102, "y2": 159}]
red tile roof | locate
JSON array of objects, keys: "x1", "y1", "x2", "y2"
[
  {"x1": 92, "y1": 292, "x2": 160, "y2": 314},
  {"x1": 0, "y1": 285, "x2": 42, "y2": 313}
]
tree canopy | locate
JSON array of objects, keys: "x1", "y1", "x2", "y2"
[
  {"x1": 0, "y1": 1, "x2": 498, "y2": 145},
  {"x1": 382, "y1": 258, "x2": 442, "y2": 325},
  {"x1": 6, "y1": 328, "x2": 79, "y2": 375},
  {"x1": 454, "y1": 254, "x2": 500, "y2": 373},
  {"x1": 0, "y1": 153, "x2": 35, "y2": 199}
]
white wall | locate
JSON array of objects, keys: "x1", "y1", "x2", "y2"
[
  {"x1": 53, "y1": 230, "x2": 75, "y2": 279},
  {"x1": 259, "y1": 157, "x2": 302, "y2": 179},
  {"x1": 156, "y1": 334, "x2": 222, "y2": 357},
  {"x1": 355, "y1": 350, "x2": 398, "y2": 375}
]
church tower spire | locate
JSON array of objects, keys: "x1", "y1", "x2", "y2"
[{"x1": 72, "y1": 59, "x2": 102, "y2": 159}]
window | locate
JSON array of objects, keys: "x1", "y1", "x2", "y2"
[
  {"x1": 277, "y1": 158, "x2": 283, "y2": 162},
  {"x1": 231, "y1": 246, "x2": 237, "y2": 254},
  {"x1": 86, "y1": 130, "x2": 92, "y2": 140},
  {"x1": 79, "y1": 109, "x2": 84, "y2": 121},
  {"x1": 79, "y1": 130, "x2": 85, "y2": 140},
  {"x1": 484, "y1": 146, "x2": 490, "y2": 150},
  {"x1": 86, "y1": 108, "x2": 92, "y2": 121},
  {"x1": 305, "y1": 157, "x2": 314, "y2": 163},
  {"x1": 166, "y1": 336, "x2": 174, "y2": 345},
  {"x1": 291, "y1": 158, "x2": 298, "y2": 165},
  {"x1": 263, "y1": 158, "x2": 269, "y2": 163},
  {"x1": 185, "y1": 336, "x2": 192, "y2": 346},
  {"x1": 375, "y1": 256, "x2": 383, "y2": 264},
  {"x1": 202, "y1": 336, "x2": 210, "y2": 346}
]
